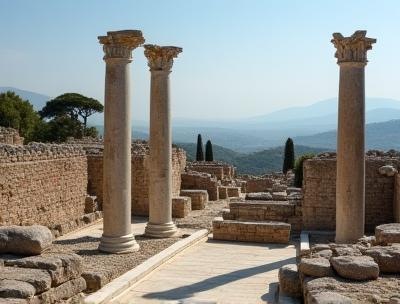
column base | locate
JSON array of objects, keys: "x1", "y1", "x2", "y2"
[
  {"x1": 145, "y1": 222, "x2": 178, "y2": 238},
  {"x1": 98, "y1": 233, "x2": 140, "y2": 253}
]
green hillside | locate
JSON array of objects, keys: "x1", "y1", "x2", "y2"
[{"x1": 175, "y1": 143, "x2": 328, "y2": 175}]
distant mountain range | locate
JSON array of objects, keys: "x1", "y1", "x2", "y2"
[
  {"x1": 295, "y1": 119, "x2": 400, "y2": 150},
  {"x1": 176, "y1": 143, "x2": 327, "y2": 174},
  {"x1": 2, "y1": 87, "x2": 400, "y2": 152},
  {"x1": 0, "y1": 87, "x2": 51, "y2": 111}
]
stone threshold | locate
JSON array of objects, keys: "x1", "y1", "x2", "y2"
[{"x1": 83, "y1": 229, "x2": 209, "y2": 304}]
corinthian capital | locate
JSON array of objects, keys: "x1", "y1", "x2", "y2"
[
  {"x1": 331, "y1": 30, "x2": 376, "y2": 66},
  {"x1": 144, "y1": 45, "x2": 182, "y2": 72},
  {"x1": 98, "y1": 30, "x2": 145, "y2": 60}
]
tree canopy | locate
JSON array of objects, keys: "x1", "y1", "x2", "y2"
[
  {"x1": 40, "y1": 93, "x2": 103, "y2": 134},
  {"x1": 205, "y1": 140, "x2": 214, "y2": 161},
  {"x1": 196, "y1": 134, "x2": 204, "y2": 161},
  {"x1": 0, "y1": 91, "x2": 41, "y2": 142},
  {"x1": 283, "y1": 137, "x2": 295, "y2": 174}
]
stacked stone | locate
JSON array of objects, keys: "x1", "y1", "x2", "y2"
[
  {"x1": 0, "y1": 144, "x2": 88, "y2": 233},
  {"x1": 0, "y1": 225, "x2": 86, "y2": 303},
  {"x1": 181, "y1": 170, "x2": 219, "y2": 201},
  {"x1": 279, "y1": 223, "x2": 400, "y2": 303},
  {"x1": 0, "y1": 143, "x2": 85, "y2": 163},
  {"x1": 303, "y1": 152, "x2": 400, "y2": 231},
  {"x1": 0, "y1": 127, "x2": 23, "y2": 145},
  {"x1": 84, "y1": 141, "x2": 186, "y2": 216}
]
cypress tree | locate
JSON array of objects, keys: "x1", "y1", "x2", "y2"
[
  {"x1": 196, "y1": 134, "x2": 204, "y2": 161},
  {"x1": 283, "y1": 137, "x2": 295, "y2": 174},
  {"x1": 205, "y1": 140, "x2": 214, "y2": 162}
]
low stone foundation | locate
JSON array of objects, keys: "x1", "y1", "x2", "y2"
[
  {"x1": 172, "y1": 197, "x2": 192, "y2": 218},
  {"x1": 218, "y1": 186, "x2": 228, "y2": 199},
  {"x1": 212, "y1": 217, "x2": 290, "y2": 243},
  {"x1": 227, "y1": 187, "x2": 241, "y2": 198},
  {"x1": 180, "y1": 190, "x2": 208, "y2": 210},
  {"x1": 181, "y1": 171, "x2": 219, "y2": 201}
]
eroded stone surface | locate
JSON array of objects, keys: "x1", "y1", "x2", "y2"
[
  {"x1": 364, "y1": 246, "x2": 400, "y2": 273},
  {"x1": 278, "y1": 264, "x2": 301, "y2": 297},
  {"x1": 0, "y1": 267, "x2": 52, "y2": 293},
  {"x1": 330, "y1": 256, "x2": 379, "y2": 280},
  {"x1": 376, "y1": 224, "x2": 400, "y2": 245},
  {"x1": 332, "y1": 246, "x2": 362, "y2": 257},
  {"x1": 38, "y1": 277, "x2": 86, "y2": 304},
  {"x1": 307, "y1": 291, "x2": 352, "y2": 304},
  {"x1": 0, "y1": 225, "x2": 53, "y2": 255},
  {"x1": 0, "y1": 279, "x2": 36, "y2": 299},
  {"x1": 299, "y1": 258, "x2": 333, "y2": 278},
  {"x1": 245, "y1": 192, "x2": 272, "y2": 201},
  {"x1": 4, "y1": 253, "x2": 83, "y2": 286}
]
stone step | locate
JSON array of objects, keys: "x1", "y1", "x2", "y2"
[{"x1": 212, "y1": 217, "x2": 290, "y2": 244}]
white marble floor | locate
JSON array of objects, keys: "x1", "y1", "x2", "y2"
[{"x1": 112, "y1": 237, "x2": 296, "y2": 304}]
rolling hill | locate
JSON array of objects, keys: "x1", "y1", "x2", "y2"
[
  {"x1": 176, "y1": 143, "x2": 328, "y2": 175},
  {"x1": 295, "y1": 119, "x2": 400, "y2": 150},
  {"x1": 0, "y1": 87, "x2": 51, "y2": 111}
]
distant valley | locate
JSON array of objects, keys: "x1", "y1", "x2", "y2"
[{"x1": 2, "y1": 86, "x2": 400, "y2": 153}]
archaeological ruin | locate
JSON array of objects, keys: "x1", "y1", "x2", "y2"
[{"x1": 1, "y1": 28, "x2": 400, "y2": 304}]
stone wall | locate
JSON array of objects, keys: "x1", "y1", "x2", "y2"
[
  {"x1": 188, "y1": 161, "x2": 235, "y2": 180},
  {"x1": 0, "y1": 143, "x2": 87, "y2": 227},
  {"x1": 181, "y1": 170, "x2": 219, "y2": 201},
  {"x1": 245, "y1": 178, "x2": 274, "y2": 193},
  {"x1": 303, "y1": 152, "x2": 400, "y2": 231},
  {"x1": 394, "y1": 173, "x2": 400, "y2": 222},
  {"x1": 0, "y1": 127, "x2": 23, "y2": 145},
  {"x1": 86, "y1": 141, "x2": 186, "y2": 216}
]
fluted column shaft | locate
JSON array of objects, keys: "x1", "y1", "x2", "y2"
[
  {"x1": 98, "y1": 30, "x2": 144, "y2": 253},
  {"x1": 144, "y1": 45, "x2": 182, "y2": 238}
]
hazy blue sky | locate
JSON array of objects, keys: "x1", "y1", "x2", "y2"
[{"x1": 1, "y1": 0, "x2": 399, "y2": 121}]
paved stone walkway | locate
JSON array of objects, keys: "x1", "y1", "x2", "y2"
[{"x1": 112, "y1": 237, "x2": 296, "y2": 304}]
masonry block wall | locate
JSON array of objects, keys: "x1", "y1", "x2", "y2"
[
  {"x1": 181, "y1": 171, "x2": 219, "y2": 200},
  {"x1": 187, "y1": 161, "x2": 235, "y2": 180},
  {"x1": 87, "y1": 144, "x2": 186, "y2": 216},
  {"x1": 0, "y1": 127, "x2": 23, "y2": 145},
  {"x1": 303, "y1": 153, "x2": 400, "y2": 231},
  {"x1": 0, "y1": 144, "x2": 87, "y2": 227}
]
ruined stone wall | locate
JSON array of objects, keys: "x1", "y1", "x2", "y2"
[
  {"x1": 188, "y1": 161, "x2": 235, "y2": 180},
  {"x1": 394, "y1": 173, "x2": 400, "y2": 223},
  {"x1": 86, "y1": 142, "x2": 186, "y2": 216},
  {"x1": 303, "y1": 152, "x2": 400, "y2": 231},
  {"x1": 181, "y1": 171, "x2": 219, "y2": 201},
  {"x1": 0, "y1": 127, "x2": 23, "y2": 145},
  {"x1": 245, "y1": 178, "x2": 274, "y2": 193},
  {"x1": 0, "y1": 144, "x2": 87, "y2": 227}
]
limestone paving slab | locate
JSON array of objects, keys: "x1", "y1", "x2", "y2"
[{"x1": 111, "y1": 237, "x2": 296, "y2": 304}]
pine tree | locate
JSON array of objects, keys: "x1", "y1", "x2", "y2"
[
  {"x1": 196, "y1": 134, "x2": 204, "y2": 161},
  {"x1": 205, "y1": 140, "x2": 214, "y2": 162},
  {"x1": 283, "y1": 137, "x2": 295, "y2": 174}
]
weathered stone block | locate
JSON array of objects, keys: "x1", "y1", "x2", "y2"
[
  {"x1": 376, "y1": 223, "x2": 400, "y2": 245},
  {"x1": 0, "y1": 225, "x2": 53, "y2": 255},
  {"x1": 330, "y1": 256, "x2": 379, "y2": 280},
  {"x1": 172, "y1": 197, "x2": 191, "y2": 218},
  {"x1": 0, "y1": 267, "x2": 52, "y2": 294},
  {"x1": 278, "y1": 264, "x2": 301, "y2": 297},
  {"x1": 38, "y1": 277, "x2": 86, "y2": 304},
  {"x1": 0, "y1": 279, "x2": 36, "y2": 299},
  {"x1": 180, "y1": 190, "x2": 208, "y2": 210}
]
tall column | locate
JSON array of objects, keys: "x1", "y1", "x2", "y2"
[
  {"x1": 332, "y1": 31, "x2": 376, "y2": 243},
  {"x1": 98, "y1": 30, "x2": 144, "y2": 253},
  {"x1": 144, "y1": 45, "x2": 182, "y2": 238}
]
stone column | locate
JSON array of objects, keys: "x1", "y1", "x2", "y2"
[
  {"x1": 98, "y1": 30, "x2": 144, "y2": 253},
  {"x1": 332, "y1": 31, "x2": 376, "y2": 243},
  {"x1": 144, "y1": 45, "x2": 182, "y2": 238}
]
